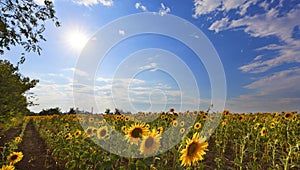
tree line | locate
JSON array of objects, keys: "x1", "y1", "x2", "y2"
[{"x1": 0, "y1": 0, "x2": 59, "y2": 127}]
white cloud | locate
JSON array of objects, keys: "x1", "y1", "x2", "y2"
[
  {"x1": 193, "y1": 0, "x2": 300, "y2": 112},
  {"x1": 139, "y1": 62, "x2": 157, "y2": 70},
  {"x1": 193, "y1": 0, "x2": 259, "y2": 18},
  {"x1": 205, "y1": 2, "x2": 300, "y2": 73},
  {"x1": 73, "y1": 0, "x2": 113, "y2": 7},
  {"x1": 194, "y1": 1, "x2": 300, "y2": 73},
  {"x1": 227, "y1": 68, "x2": 300, "y2": 112},
  {"x1": 238, "y1": 0, "x2": 259, "y2": 16},
  {"x1": 63, "y1": 67, "x2": 89, "y2": 77},
  {"x1": 159, "y1": 3, "x2": 171, "y2": 16},
  {"x1": 222, "y1": 0, "x2": 245, "y2": 12},
  {"x1": 208, "y1": 17, "x2": 229, "y2": 32},
  {"x1": 253, "y1": 55, "x2": 263, "y2": 61},
  {"x1": 193, "y1": 0, "x2": 221, "y2": 18},
  {"x1": 118, "y1": 29, "x2": 125, "y2": 36},
  {"x1": 135, "y1": 2, "x2": 147, "y2": 11}
]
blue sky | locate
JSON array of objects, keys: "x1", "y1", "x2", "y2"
[{"x1": 3, "y1": 0, "x2": 300, "y2": 113}]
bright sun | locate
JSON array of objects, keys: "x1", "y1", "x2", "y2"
[{"x1": 65, "y1": 29, "x2": 89, "y2": 53}]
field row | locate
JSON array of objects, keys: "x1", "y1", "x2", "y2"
[{"x1": 23, "y1": 111, "x2": 300, "y2": 169}]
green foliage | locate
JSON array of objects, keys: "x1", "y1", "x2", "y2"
[
  {"x1": 0, "y1": 60, "x2": 38, "y2": 124},
  {"x1": 0, "y1": 0, "x2": 60, "y2": 61}
]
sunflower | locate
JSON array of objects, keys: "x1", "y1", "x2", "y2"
[
  {"x1": 238, "y1": 115, "x2": 245, "y2": 122},
  {"x1": 254, "y1": 123, "x2": 261, "y2": 130},
  {"x1": 145, "y1": 124, "x2": 150, "y2": 129},
  {"x1": 14, "y1": 137, "x2": 22, "y2": 143},
  {"x1": 202, "y1": 115, "x2": 207, "y2": 120},
  {"x1": 180, "y1": 133, "x2": 208, "y2": 167},
  {"x1": 93, "y1": 128, "x2": 98, "y2": 134},
  {"x1": 121, "y1": 125, "x2": 127, "y2": 132},
  {"x1": 97, "y1": 126, "x2": 108, "y2": 139},
  {"x1": 260, "y1": 127, "x2": 266, "y2": 137},
  {"x1": 157, "y1": 127, "x2": 163, "y2": 134},
  {"x1": 292, "y1": 114, "x2": 297, "y2": 122},
  {"x1": 140, "y1": 129, "x2": 161, "y2": 156},
  {"x1": 269, "y1": 122, "x2": 276, "y2": 129},
  {"x1": 194, "y1": 122, "x2": 201, "y2": 130},
  {"x1": 85, "y1": 126, "x2": 95, "y2": 137},
  {"x1": 65, "y1": 133, "x2": 72, "y2": 140},
  {"x1": 170, "y1": 108, "x2": 175, "y2": 113},
  {"x1": 1, "y1": 165, "x2": 15, "y2": 170},
  {"x1": 89, "y1": 117, "x2": 94, "y2": 122},
  {"x1": 7, "y1": 152, "x2": 23, "y2": 164},
  {"x1": 223, "y1": 110, "x2": 230, "y2": 116},
  {"x1": 221, "y1": 120, "x2": 227, "y2": 126},
  {"x1": 172, "y1": 120, "x2": 178, "y2": 127},
  {"x1": 180, "y1": 128, "x2": 185, "y2": 134},
  {"x1": 74, "y1": 130, "x2": 82, "y2": 138},
  {"x1": 125, "y1": 123, "x2": 148, "y2": 145},
  {"x1": 284, "y1": 112, "x2": 293, "y2": 121},
  {"x1": 180, "y1": 121, "x2": 185, "y2": 127}
]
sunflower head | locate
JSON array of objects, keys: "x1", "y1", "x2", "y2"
[
  {"x1": 180, "y1": 133, "x2": 208, "y2": 167},
  {"x1": 7, "y1": 152, "x2": 23, "y2": 164},
  {"x1": 140, "y1": 129, "x2": 161, "y2": 156},
  {"x1": 65, "y1": 133, "x2": 72, "y2": 140},
  {"x1": 223, "y1": 110, "x2": 230, "y2": 116},
  {"x1": 97, "y1": 126, "x2": 109, "y2": 139},
  {"x1": 180, "y1": 121, "x2": 185, "y2": 127},
  {"x1": 14, "y1": 137, "x2": 22, "y2": 143},
  {"x1": 85, "y1": 126, "x2": 95, "y2": 137},
  {"x1": 170, "y1": 108, "x2": 175, "y2": 112},
  {"x1": 121, "y1": 125, "x2": 127, "y2": 132},
  {"x1": 157, "y1": 127, "x2": 163, "y2": 134},
  {"x1": 74, "y1": 130, "x2": 82, "y2": 138},
  {"x1": 269, "y1": 122, "x2": 276, "y2": 129},
  {"x1": 145, "y1": 124, "x2": 151, "y2": 129},
  {"x1": 194, "y1": 122, "x2": 201, "y2": 130},
  {"x1": 284, "y1": 112, "x2": 293, "y2": 120},
  {"x1": 260, "y1": 127, "x2": 266, "y2": 137},
  {"x1": 221, "y1": 120, "x2": 227, "y2": 126},
  {"x1": 238, "y1": 115, "x2": 245, "y2": 122},
  {"x1": 1, "y1": 165, "x2": 15, "y2": 170},
  {"x1": 125, "y1": 123, "x2": 148, "y2": 144},
  {"x1": 254, "y1": 123, "x2": 261, "y2": 130},
  {"x1": 180, "y1": 128, "x2": 185, "y2": 134},
  {"x1": 172, "y1": 120, "x2": 178, "y2": 127}
]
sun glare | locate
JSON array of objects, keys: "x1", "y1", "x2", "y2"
[{"x1": 65, "y1": 28, "x2": 89, "y2": 53}]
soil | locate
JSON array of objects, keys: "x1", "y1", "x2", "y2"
[
  {"x1": 0, "y1": 127, "x2": 21, "y2": 147},
  {"x1": 15, "y1": 121, "x2": 62, "y2": 170}
]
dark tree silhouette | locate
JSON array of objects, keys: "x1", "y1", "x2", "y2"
[
  {"x1": 0, "y1": 0, "x2": 60, "y2": 63},
  {"x1": 39, "y1": 107, "x2": 61, "y2": 115},
  {"x1": 68, "y1": 108, "x2": 76, "y2": 114},
  {"x1": 0, "y1": 60, "x2": 38, "y2": 124}
]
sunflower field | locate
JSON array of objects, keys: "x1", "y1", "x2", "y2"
[{"x1": 1, "y1": 111, "x2": 299, "y2": 170}]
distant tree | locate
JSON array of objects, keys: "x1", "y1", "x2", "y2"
[
  {"x1": 114, "y1": 108, "x2": 121, "y2": 115},
  {"x1": 0, "y1": 60, "x2": 38, "y2": 124},
  {"x1": 68, "y1": 108, "x2": 76, "y2": 114},
  {"x1": 0, "y1": 0, "x2": 60, "y2": 63},
  {"x1": 105, "y1": 108, "x2": 110, "y2": 114},
  {"x1": 39, "y1": 107, "x2": 61, "y2": 115}
]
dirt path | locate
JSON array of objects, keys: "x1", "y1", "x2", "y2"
[
  {"x1": 15, "y1": 121, "x2": 61, "y2": 170},
  {"x1": 0, "y1": 126, "x2": 22, "y2": 161},
  {"x1": 0, "y1": 127, "x2": 21, "y2": 147}
]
